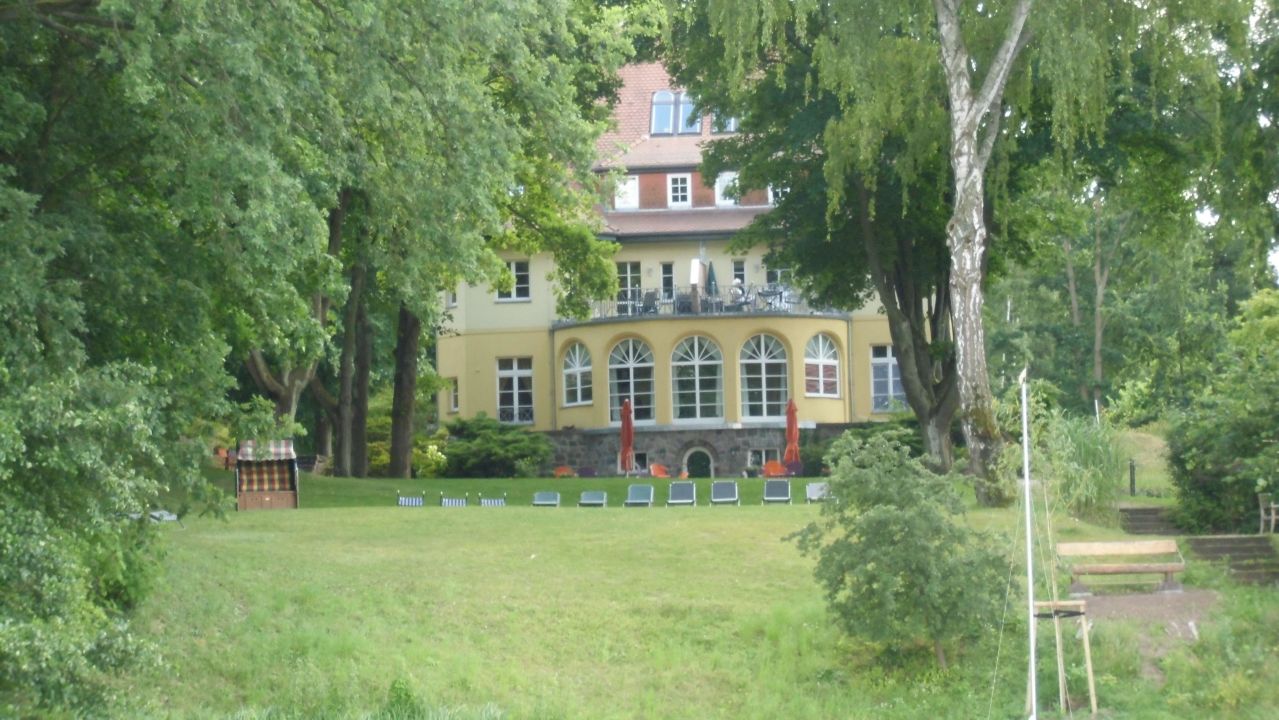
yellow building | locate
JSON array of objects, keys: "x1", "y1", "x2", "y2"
[{"x1": 435, "y1": 64, "x2": 904, "y2": 476}]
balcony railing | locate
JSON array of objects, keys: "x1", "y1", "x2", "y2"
[{"x1": 557, "y1": 284, "x2": 838, "y2": 325}]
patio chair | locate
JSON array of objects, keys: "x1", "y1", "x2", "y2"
[
  {"x1": 640, "y1": 290, "x2": 660, "y2": 314},
  {"x1": 553, "y1": 465, "x2": 576, "y2": 478},
  {"x1": 579, "y1": 490, "x2": 607, "y2": 507},
  {"x1": 577, "y1": 466, "x2": 598, "y2": 478},
  {"x1": 667, "y1": 480, "x2": 696, "y2": 506},
  {"x1": 762, "y1": 479, "x2": 792, "y2": 504},
  {"x1": 396, "y1": 491, "x2": 425, "y2": 507},
  {"x1": 710, "y1": 480, "x2": 740, "y2": 506},
  {"x1": 439, "y1": 492, "x2": 468, "y2": 507},
  {"x1": 762, "y1": 460, "x2": 790, "y2": 478},
  {"x1": 805, "y1": 482, "x2": 831, "y2": 503},
  {"x1": 784, "y1": 460, "x2": 804, "y2": 477},
  {"x1": 1260, "y1": 493, "x2": 1278, "y2": 534},
  {"x1": 625, "y1": 484, "x2": 655, "y2": 507},
  {"x1": 532, "y1": 491, "x2": 560, "y2": 507},
  {"x1": 479, "y1": 492, "x2": 507, "y2": 507},
  {"x1": 649, "y1": 463, "x2": 671, "y2": 478}
]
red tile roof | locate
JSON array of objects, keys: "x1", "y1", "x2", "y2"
[{"x1": 596, "y1": 63, "x2": 719, "y2": 170}]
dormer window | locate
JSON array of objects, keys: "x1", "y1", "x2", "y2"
[
  {"x1": 713, "y1": 114, "x2": 740, "y2": 133},
  {"x1": 714, "y1": 172, "x2": 739, "y2": 207},
  {"x1": 651, "y1": 91, "x2": 675, "y2": 134},
  {"x1": 652, "y1": 91, "x2": 701, "y2": 135}
]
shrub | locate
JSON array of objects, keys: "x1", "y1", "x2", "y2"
[
  {"x1": 443, "y1": 414, "x2": 553, "y2": 478},
  {"x1": 791, "y1": 431, "x2": 1006, "y2": 669},
  {"x1": 1168, "y1": 290, "x2": 1279, "y2": 532}
]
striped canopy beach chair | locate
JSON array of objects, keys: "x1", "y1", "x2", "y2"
[
  {"x1": 440, "y1": 492, "x2": 468, "y2": 507},
  {"x1": 396, "y1": 491, "x2": 425, "y2": 507},
  {"x1": 479, "y1": 492, "x2": 507, "y2": 507},
  {"x1": 235, "y1": 439, "x2": 299, "y2": 511}
]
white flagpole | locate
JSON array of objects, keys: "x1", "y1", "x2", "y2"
[{"x1": 1020, "y1": 367, "x2": 1037, "y2": 719}]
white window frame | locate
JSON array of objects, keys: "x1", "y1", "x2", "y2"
[
  {"x1": 497, "y1": 357, "x2": 534, "y2": 424},
  {"x1": 765, "y1": 266, "x2": 792, "y2": 286},
  {"x1": 714, "y1": 171, "x2": 740, "y2": 207},
  {"x1": 449, "y1": 379, "x2": 459, "y2": 413},
  {"x1": 614, "y1": 175, "x2": 639, "y2": 210},
  {"x1": 609, "y1": 339, "x2": 655, "y2": 423},
  {"x1": 732, "y1": 259, "x2": 746, "y2": 285},
  {"x1": 562, "y1": 343, "x2": 593, "y2": 407},
  {"x1": 713, "y1": 114, "x2": 740, "y2": 133},
  {"x1": 445, "y1": 289, "x2": 458, "y2": 308},
  {"x1": 804, "y1": 334, "x2": 841, "y2": 398},
  {"x1": 871, "y1": 345, "x2": 907, "y2": 412},
  {"x1": 651, "y1": 91, "x2": 675, "y2": 135},
  {"x1": 616, "y1": 261, "x2": 641, "y2": 315},
  {"x1": 660, "y1": 262, "x2": 675, "y2": 301},
  {"x1": 740, "y1": 334, "x2": 789, "y2": 419},
  {"x1": 677, "y1": 93, "x2": 700, "y2": 134},
  {"x1": 671, "y1": 336, "x2": 724, "y2": 422},
  {"x1": 747, "y1": 448, "x2": 780, "y2": 469},
  {"x1": 496, "y1": 260, "x2": 531, "y2": 302},
  {"x1": 668, "y1": 173, "x2": 691, "y2": 209}
]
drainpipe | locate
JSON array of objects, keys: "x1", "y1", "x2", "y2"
[
  {"x1": 845, "y1": 314, "x2": 854, "y2": 422},
  {"x1": 549, "y1": 328, "x2": 558, "y2": 431}
]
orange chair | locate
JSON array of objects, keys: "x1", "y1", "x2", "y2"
[
  {"x1": 762, "y1": 460, "x2": 789, "y2": 478},
  {"x1": 553, "y1": 465, "x2": 576, "y2": 478},
  {"x1": 649, "y1": 463, "x2": 671, "y2": 478}
]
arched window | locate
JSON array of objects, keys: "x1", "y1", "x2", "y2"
[
  {"x1": 651, "y1": 91, "x2": 675, "y2": 135},
  {"x1": 610, "y1": 338, "x2": 654, "y2": 422},
  {"x1": 562, "y1": 342, "x2": 592, "y2": 406},
  {"x1": 672, "y1": 336, "x2": 723, "y2": 420},
  {"x1": 804, "y1": 334, "x2": 840, "y2": 397},
  {"x1": 740, "y1": 334, "x2": 788, "y2": 418}
]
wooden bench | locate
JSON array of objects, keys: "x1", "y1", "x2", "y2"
[{"x1": 1056, "y1": 540, "x2": 1185, "y2": 596}]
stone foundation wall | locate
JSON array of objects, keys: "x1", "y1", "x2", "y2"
[{"x1": 545, "y1": 423, "x2": 855, "y2": 477}]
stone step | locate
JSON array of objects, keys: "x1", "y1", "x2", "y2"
[
  {"x1": 1118, "y1": 507, "x2": 1180, "y2": 535},
  {"x1": 1188, "y1": 535, "x2": 1273, "y2": 547},
  {"x1": 1194, "y1": 548, "x2": 1275, "y2": 560},
  {"x1": 1230, "y1": 570, "x2": 1279, "y2": 585}
]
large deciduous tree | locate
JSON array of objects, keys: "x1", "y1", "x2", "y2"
[{"x1": 691, "y1": 0, "x2": 1251, "y2": 495}]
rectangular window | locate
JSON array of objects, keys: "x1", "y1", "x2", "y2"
[
  {"x1": 661, "y1": 262, "x2": 675, "y2": 301},
  {"x1": 732, "y1": 260, "x2": 746, "y2": 285},
  {"x1": 616, "y1": 261, "x2": 641, "y2": 315},
  {"x1": 620, "y1": 451, "x2": 649, "y2": 473},
  {"x1": 748, "y1": 448, "x2": 779, "y2": 468},
  {"x1": 668, "y1": 174, "x2": 691, "y2": 208},
  {"x1": 678, "y1": 94, "x2": 700, "y2": 134},
  {"x1": 449, "y1": 379, "x2": 460, "y2": 413},
  {"x1": 496, "y1": 260, "x2": 530, "y2": 301},
  {"x1": 871, "y1": 345, "x2": 906, "y2": 412},
  {"x1": 768, "y1": 185, "x2": 787, "y2": 205},
  {"x1": 714, "y1": 171, "x2": 739, "y2": 207},
  {"x1": 446, "y1": 289, "x2": 458, "y2": 308},
  {"x1": 765, "y1": 267, "x2": 792, "y2": 286},
  {"x1": 713, "y1": 114, "x2": 740, "y2": 133},
  {"x1": 497, "y1": 357, "x2": 534, "y2": 424},
  {"x1": 614, "y1": 175, "x2": 639, "y2": 210}
]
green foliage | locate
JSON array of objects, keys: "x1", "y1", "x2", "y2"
[
  {"x1": 791, "y1": 432, "x2": 1007, "y2": 668},
  {"x1": 1039, "y1": 411, "x2": 1125, "y2": 523},
  {"x1": 443, "y1": 415, "x2": 553, "y2": 478},
  {"x1": 1168, "y1": 290, "x2": 1279, "y2": 532}
]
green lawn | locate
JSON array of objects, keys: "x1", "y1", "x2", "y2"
[{"x1": 119, "y1": 467, "x2": 1279, "y2": 719}]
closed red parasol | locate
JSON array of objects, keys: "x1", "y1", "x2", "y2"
[
  {"x1": 782, "y1": 398, "x2": 800, "y2": 466},
  {"x1": 620, "y1": 398, "x2": 635, "y2": 474}
]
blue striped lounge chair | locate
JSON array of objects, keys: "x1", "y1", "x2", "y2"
[
  {"x1": 624, "y1": 484, "x2": 654, "y2": 507},
  {"x1": 532, "y1": 491, "x2": 560, "y2": 507},
  {"x1": 439, "y1": 492, "x2": 468, "y2": 507},
  {"x1": 762, "y1": 479, "x2": 792, "y2": 504},
  {"x1": 710, "y1": 480, "x2": 739, "y2": 506},
  {"x1": 396, "y1": 492, "x2": 424, "y2": 507},
  {"x1": 666, "y1": 480, "x2": 696, "y2": 506}
]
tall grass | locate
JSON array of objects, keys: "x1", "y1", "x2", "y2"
[{"x1": 1041, "y1": 411, "x2": 1125, "y2": 523}]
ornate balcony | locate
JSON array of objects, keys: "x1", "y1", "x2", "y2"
[{"x1": 554, "y1": 284, "x2": 841, "y2": 327}]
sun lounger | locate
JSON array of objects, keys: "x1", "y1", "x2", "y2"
[
  {"x1": 625, "y1": 484, "x2": 655, "y2": 507},
  {"x1": 579, "y1": 490, "x2": 607, "y2": 507},
  {"x1": 666, "y1": 480, "x2": 696, "y2": 506},
  {"x1": 396, "y1": 491, "x2": 424, "y2": 507},
  {"x1": 805, "y1": 482, "x2": 830, "y2": 503},
  {"x1": 532, "y1": 491, "x2": 560, "y2": 507},
  {"x1": 762, "y1": 479, "x2": 792, "y2": 504},
  {"x1": 439, "y1": 492, "x2": 467, "y2": 507},
  {"x1": 479, "y1": 492, "x2": 507, "y2": 507},
  {"x1": 710, "y1": 480, "x2": 739, "y2": 506}
]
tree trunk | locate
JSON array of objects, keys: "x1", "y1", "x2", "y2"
[
  {"x1": 934, "y1": 638, "x2": 948, "y2": 670},
  {"x1": 314, "y1": 403, "x2": 333, "y2": 458},
  {"x1": 352, "y1": 287, "x2": 372, "y2": 477},
  {"x1": 1061, "y1": 236, "x2": 1090, "y2": 402},
  {"x1": 389, "y1": 302, "x2": 421, "y2": 479},
  {"x1": 334, "y1": 261, "x2": 366, "y2": 477},
  {"x1": 1091, "y1": 201, "x2": 1110, "y2": 414}
]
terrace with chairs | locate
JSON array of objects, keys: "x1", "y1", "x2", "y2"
[{"x1": 553, "y1": 284, "x2": 841, "y2": 328}]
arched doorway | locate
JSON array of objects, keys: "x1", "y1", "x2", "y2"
[{"x1": 684, "y1": 448, "x2": 714, "y2": 478}]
